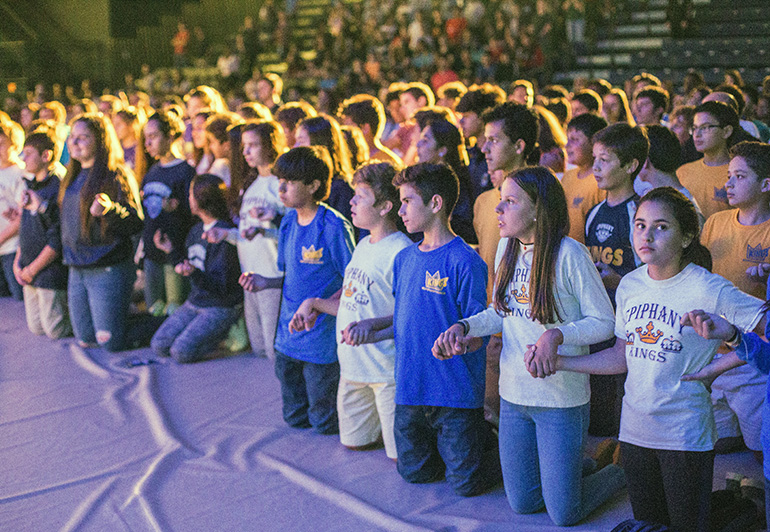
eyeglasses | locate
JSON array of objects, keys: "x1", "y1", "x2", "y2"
[{"x1": 689, "y1": 124, "x2": 722, "y2": 136}]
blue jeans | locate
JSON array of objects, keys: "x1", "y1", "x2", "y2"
[
  {"x1": 274, "y1": 350, "x2": 340, "y2": 434},
  {"x1": 0, "y1": 252, "x2": 22, "y2": 300},
  {"x1": 151, "y1": 301, "x2": 240, "y2": 363},
  {"x1": 394, "y1": 404, "x2": 500, "y2": 497},
  {"x1": 499, "y1": 399, "x2": 626, "y2": 526},
  {"x1": 68, "y1": 261, "x2": 136, "y2": 351}
]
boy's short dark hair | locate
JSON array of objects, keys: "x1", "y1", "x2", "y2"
[
  {"x1": 352, "y1": 161, "x2": 400, "y2": 223},
  {"x1": 634, "y1": 86, "x2": 670, "y2": 114},
  {"x1": 592, "y1": 123, "x2": 650, "y2": 179},
  {"x1": 274, "y1": 146, "x2": 332, "y2": 202},
  {"x1": 571, "y1": 90, "x2": 602, "y2": 113},
  {"x1": 436, "y1": 81, "x2": 467, "y2": 102},
  {"x1": 339, "y1": 94, "x2": 385, "y2": 137},
  {"x1": 414, "y1": 106, "x2": 456, "y2": 131},
  {"x1": 694, "y1": 100, "x2": 740, "y2": 131},
  {"x1": 392, "y1": 162, "x2": 459, "y2": 218},
  {"x1": 24, "y1": 126, "x2": 61, "y2": 164},
  {"x1": 403, "y1": 82, "x2": 436, "y2": 107},
  {"x1": 543, "y1": 97, "x2": 570, "y2": 126},
  {"x1": 481, "y1": 102, "x2": 540, "y2": 159},
  {"x1": 631, "y1": 72, "x2": 662, "y2": 88},
  {"x1": 205, "y1": 112, "x2": 240, "y2": 144},
  {"x1": 729, "y1": 141, "x2": 770, "y2": 183},
  {"x1": 567, "y1": 113, "x2": 608, "y2": 139},
  {"x1": 275, "y1": 101, "x2": 317, "y2": 131},
  {"x1": 456, "y1": 84, "x2": 506, "y2": 115},
  {"x1": 644, "y1": 124, "x2": 682, "y2": 173},
  {"x1": 587, "y1": 78, "x2": 612, "y2": 98}
]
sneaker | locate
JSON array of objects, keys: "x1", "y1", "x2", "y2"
[
  {"x1": 148, "y1": 300, "x2": 166, "y2": 317},
  {"x1": 224, "y1": 316, "x2": 249, "y2": 353}
]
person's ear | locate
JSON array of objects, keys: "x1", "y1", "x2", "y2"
[
  {"x1": 625, "y1": 158, "x2": 640, "y2": 175},
  {"x1": 430, "y1": 194, "x2": 444, "y2": 214},
  {"x1": 378, "y1": 200, "x2": 393, "y2": 217},
  {"x1": 309, "y1": 179, "x2": 321, "y2": 196},
  {"x1": 513, "y1": 138, "x2": 525, "y2": 155},
  {"x1": 721, "y1": 124, "x2": 734, "y2": 140},
  {"x1": 760, "y1": 178, "x2": 770, "y2": 194}
]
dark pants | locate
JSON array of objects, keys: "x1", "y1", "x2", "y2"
[
  {"x1": 620, "y1": 441, "x2": 714, "y2": 532},
  {"x1": 0, "y1": 252, "x2": 23, "y2": 301},
  {"x1": 274, "y1": 350, "x2": 340, "y2": 434},
  {"x1": 394, "y1": 404, "x2": 500, "y2": 497}
]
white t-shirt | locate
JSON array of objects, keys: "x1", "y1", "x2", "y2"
[
  {"x1": 237, "y1": 175, "x2": 286, "y2": 277},
  {"x1": 0, "y1": 164, "x2": 25, "y2": 256},
  {"x1": 336, "y1": 232, "x2": 412, "y2": 383},
  {"x1": 465, "y1": 237, "x2": 615, "y2": 408},
  {"x1": 209, "y1": 158, "x2": 231, "y2": 188},
  {"x1": 616, "y1": 263, "x2": 764, "y2": 451}
]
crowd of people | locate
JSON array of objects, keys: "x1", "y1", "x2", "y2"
[{"x1": 3, "y1": 61, "x2": 770, "y2": 532}]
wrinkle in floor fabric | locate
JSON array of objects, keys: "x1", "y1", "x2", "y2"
[{"x1": 0, "y1": 298, "x2": 759, "y2": 531}]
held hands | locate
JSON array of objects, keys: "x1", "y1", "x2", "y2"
[
  {"x1": 288, "y1": 299, "x2": 319, "y2": 333},
  {"x1": 239, "y1": 272, "x2": 268, "y2": 292},
  {"x1": 174, "y1": 259, "x2": 194, "y2": 276},
  {"x1": 249, "y1": 206, "x2": 276, "y2": 222},
  {"x1": 679, "y1": 310, "x2": 735, "y2": 341},
  {"x1": 89, "y1": 193, "x2": 113, "y2": 217},
  {"x1": 431, "y1": 323, "x2": 470, "y2": 361},
  {"x1": 241, "y1": 227, "x2": 260, "y2": 240},
  {"x1": 19, "y1": 189, "x2": 42, "y2": 212},
  {"x1": 680, "y1": 362, "x2": 721, "y2": 392},
  {"x1": 524, "y1": 328, "x2": 564, "y2": 378},
  {"x1": 201, "y1": 226, "x2": 229, "y2": 244},
  {"x1": 341, "y1": 320, "x2": 376, "y2": 346},
  {"x1": 153, "y1": 230, "x2": 173, "y2": 254}
]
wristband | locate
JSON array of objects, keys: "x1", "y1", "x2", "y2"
[
  {"x1": 458, "y1": 319, "x2": 469, "y2": 336},
  {"x1": 725, "y1": 327, "x2": 742, "y2": 348}
]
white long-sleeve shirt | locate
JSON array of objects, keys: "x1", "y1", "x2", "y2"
[{"x1": 464, "y1": 237, "x2": 614, "y2": 408}]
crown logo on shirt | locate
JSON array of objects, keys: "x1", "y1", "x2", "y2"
[
  {"x1": 343, "y1": 280, "x2": 357, "y2": 298},
  {"x1": 744, "y1": 243, "x2": 769, "y2": 263},
  {"x1": 635, "y1": 321, "x2": 663, "y2": 344},
  {"x1": 300, "y1": 245, "x2": 324, "y2": 264},
  {"x1": 626, "y1": 332, "x2": 635, "y2": 345},
  {"x1": 512, "y1": 284, "x2": 529, "y2": 304},
  {"x1": 422, "y1": 271, "x2": 448, "y2": 294},
  {"x1": 660, "y1": 336, "x2": 683, "y2": 353}
]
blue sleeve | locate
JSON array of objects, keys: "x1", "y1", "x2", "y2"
[
  {"x1": 276, "y1": 216, "x2": 289, "y2": 274},
  {"x1": 327, "y1": 215, "x2": 355, "y2": 277},
  {"x1": 189, "y1": 239, "x2": 240, "y2": 295},
  {"x1": 43, "y1": 203, "x2": 63, "y2": 253},
  {"x1": 457, "y1": 253, "x2": 488, "y2": 319},
  {"x1": 735, "y1": 332, "x2": 770, "y2": 375}
]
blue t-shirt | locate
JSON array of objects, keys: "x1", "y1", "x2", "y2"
[
  {"x1": 274, "y1": 204, "x2": 355, "y2": 364},
  {"x1": 393, "y1": 236, "x2": 488, "y2": 408}
]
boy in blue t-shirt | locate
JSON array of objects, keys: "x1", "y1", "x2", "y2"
[
  {"x1": 240, "y1": 146, "x2": 354, "y2": 434},
  {"x1": 360, "y1": 162, "x2": 498, "y2": 496},
  {"x1": 584, "y1": 122, "x2": 649, "y2": 437}
]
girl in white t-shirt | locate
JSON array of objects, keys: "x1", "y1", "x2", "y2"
[
  {"x1": 231, "y1": 120, "x2": 288, "y2": 360},
  {"x1": 433, "y1": 166, "x2": 625, "y2": 526},
  {"x1": 543, "y1": 187, "x2": 764, "y2": 532},
  {"x1": 288, "y1": 161, "x2": 410, "y2": 459}
]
